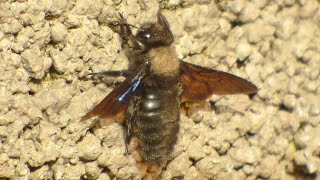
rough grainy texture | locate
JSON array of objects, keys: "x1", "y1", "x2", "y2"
[{"x1": 0, "y1": 0, "x2": 319, "y2": 179}]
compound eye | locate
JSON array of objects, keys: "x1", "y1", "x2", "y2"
[
  {"x1": 141, "y1": 33, "x2": 151, "y2": 40},
  {"x1": 137, "y1": 28, "x2": 154, "y2": 41}
]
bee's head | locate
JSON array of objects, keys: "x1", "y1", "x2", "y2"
[{"x1": 135, "y1": 12, "x2": 174, "y2": 49}]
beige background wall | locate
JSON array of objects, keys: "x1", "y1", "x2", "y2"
[{"x1": 0, "y1": 0, "x2": 319, "y2": 179}]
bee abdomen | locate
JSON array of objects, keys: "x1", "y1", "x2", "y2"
[
  {"x1": 136, "y1": 90, "x2": 179, "y2": 161},
  {"x1": 142, "y1": 99, "x2": 162, "y2": 111},
  {"x1": 138, "y1": 122, "x2": 179, "y2": 161}
]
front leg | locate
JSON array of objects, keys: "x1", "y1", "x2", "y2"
[
  {"x1": 89, "y1": 70, "x2": 131, "y2": 78},
  {"x1": 119, "y1": 13, "x2": 133, "y2": 48},
  {"x1": 119, "y1": 13, "x2": 146, "y2": 52}
]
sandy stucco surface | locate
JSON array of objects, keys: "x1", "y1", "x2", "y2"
[{"x1": 0, "y1": 0, "x2": 320, "y2": 179}]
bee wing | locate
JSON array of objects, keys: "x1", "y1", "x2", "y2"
[
  {"x1": 180, "y1": 61, "x2": 258, "y2": 102},
  {"x1": 80, "y1": 72, "x2": 144, "y2": 126}
]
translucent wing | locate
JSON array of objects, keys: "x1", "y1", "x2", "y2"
[
  {"x1": 180, "y1": 61, "x2": 258, "y2": 102},
  {"x1": 81, "y1": 72, "x2": 144, "y2": 126}
]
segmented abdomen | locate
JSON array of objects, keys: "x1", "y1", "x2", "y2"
[{"x1": 135, "y1": 88, "x2": 180, "y2": 162}]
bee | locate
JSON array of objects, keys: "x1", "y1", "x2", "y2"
[{"x1": 80, "y1": 11, "x2": 258, "y2": 164}]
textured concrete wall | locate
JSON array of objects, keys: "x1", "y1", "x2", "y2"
[{"x1": 0, "y1": 0, "x2": 319, "y2": 179}]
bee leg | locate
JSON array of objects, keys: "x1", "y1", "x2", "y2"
[
  {"x1": 119, "y1": 13, "x2": 133, "y2": 46},
  {"x1": 213, "y1": 105, "x2": 245, "y2": 116},
  {"x1": 88, "y1": 70, "x2": 132, "y2": 78},
  {"x1": 124, "y1": 119, "x2": 133, "y2": 155},
  {"x1": 123, "y1": 97, "x2": 140, "y2": 155},
  {"x1": 119, "y1": 13, "x2": 146, "y2": 52},
  {"x1": 181, "y1": 101, "x2": 212, "y2": 117},
  {"x1": 157, "y1": 11, "x2": 174, "y2": 44}
]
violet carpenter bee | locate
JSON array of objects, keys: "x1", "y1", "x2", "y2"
[{"x1": 80, "y1": 11, "x2": 258, "y2": 164}]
